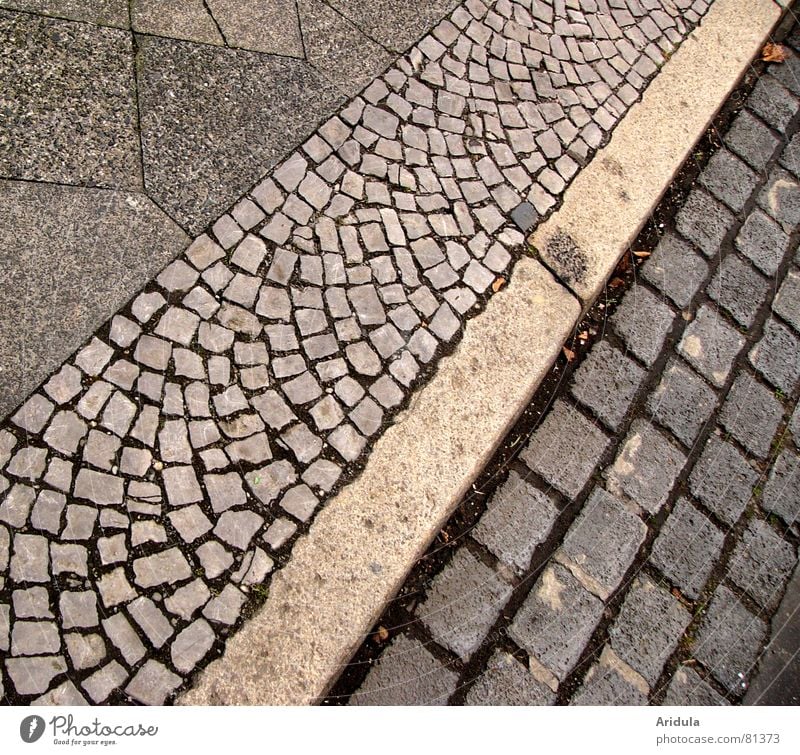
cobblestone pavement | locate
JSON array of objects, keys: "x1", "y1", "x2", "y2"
[
  {"x1": 0, "y1": 0, "x2": 725, "y2": 705},
  {"x1": 347, "y1": 27, "x2": 800, "y2": 706}
]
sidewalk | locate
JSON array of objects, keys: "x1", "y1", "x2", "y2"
[
  {"x1": 0, "y1": 0, "x2": 791, "y2": 706},
  {"x1": 345, "y1": 26, "x2": 800, "y2": 705}
]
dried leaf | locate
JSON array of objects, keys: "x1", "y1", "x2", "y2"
[
  {"x1": 373, "y1": 626, "x2": 389, "y2": 643},
  {"x1": 492, "y1": 276, "x2": 507, "y2": 292},
  {"x1": 633, "y1": 250, "x2": 651, "y2": 259},
  {"x1": 578, "y1": 330, "x2": 589, "y2": 340},
  {"x1": 762, "y1": 42, "x2": 789, "y2": 63},
  {"x1": 609, "y1": 276, "x2": 625, "y2": 289},
  {"x1": 563, "y1": 346, "x2": 576, "y2": 362}
]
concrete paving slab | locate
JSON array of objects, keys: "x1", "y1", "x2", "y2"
[
  {"x1": 0, "y1": 180, "x2": 188, "y2": 418},
  {"x1": 0, "y1": 10, "x2": 140, "y2": 190},
  {"x1": 0, "y1": 0, "x2": 129, "y2": 27}
]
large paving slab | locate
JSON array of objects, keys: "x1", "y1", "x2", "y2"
[
  {"x1": 0, "y1": 10, "x2": 140, "y2": 189},
  {"x1": 0, "y1": 180, "x2": 189, "y2": 419}
]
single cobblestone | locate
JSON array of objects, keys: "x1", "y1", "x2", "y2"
[
  {"x1": 570, "y1": 342, "x2": 646, "y2": 431},
  {"x1": 571, "y1": 647, "x2": 648, "y2": 706},
  {"x1": 661, "y1": 666, "x2": 730, "y2": 705},
  {"x1": 748, "y1": 318, "x2": 800, "y2": 395},
  {"x1": 472, "y1": 470, "x2": 560, "y2": 574},
  {"x1": 650, "y1": 498, "x2": 725, "y2": 600},
  {"x1": 605, "y1": 420, "x2": 686, "y2": 515},
  {"x1": 611, "y1": 285, "x2": 675, "y2": 367},
  {"x1": 718, "y1": 373, "x2": 783, "y2": 459},
  {"x1": 508, "y1": 562, "x2": 604, "y2": 681},
  {"x1": 699, "y1": 149, "x2": 759, "y2": 213},
  {"x1": 351, "y1": 634, "x2": 458, "y2": 706},
  {"x1": 642, "y1": 233, "x2": 709, "y2": 309},
  {"x1": 761, "y1": 449, "x2": 800, "y2": 529},
  {"x1": 609, "y1": 575, "x2": 692, "y2": 686},
  {"x1": 520, "y1": 401, "x2": 610, "y2": 498},
  {"x1": 693, "y1": 585, "x2": 768, "y2": 697},
  {"x1": 675, "y1": 189, "x2": 735, "y2": 259},
  {"x1": 707, "y1": 254, "x2": 770, "y2": 328},
  {"x1": 678, "y1": 305, "x2": 745, "y2": 388},
  {"x1": 416, "y1": 547, "x2": 512, "y2": 661},
  {"x1": 465, "y1": 650, "x2": 555, "y2": 706}
]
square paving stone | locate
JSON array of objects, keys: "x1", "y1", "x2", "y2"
[
  {"x1": 0, "y1": 11, "x2": 140, "y2": 188},
  {"x1": 675, "y1": 189, "x2": 735, "y2": 258},
  {"x1": 647, "y1": 358, "x2": 718, "y2": 446},
  {"x1": 642, "y1": 233, "x2": 709, "y2": 309},
  {"x1": 611, "y1": 284, "x2": 675, "y2": 367},
  {"x1": 749, "y1": 317, "x2": 800, "y2": 395},
  {"x1": 570, "y1": 648, "x2": 648, "y2": 706},
  {"x1": 508, "y1": 562, "x2": 605, "y2": 681},
  {"x1": 650, "y1": 498, "x2": 725, "y2": 600},
  {"x1": 472, "y1": 470, "x2": 560, "y2": 574},
  {"x1": 570, "y1": 342, "x2": 646, "y2": 431},
  {"x1": 761, "y1": 450, "x2": 800, "y2": 528},
  {"x1": 718, "y1": 373, "x2": 783, "y2": 459},
  {"x1": 693, "y1": 585, "x2": 768, "y2": 697},
  {"x1": 520, "y1": 400, "x2": 610, "y2": 499},
  {"x1": 350, "y1": 634, "x2": 459, "y2": 706},
  {"x1": 605, "y1": 420, "x2": 686, "y2": 515},
  {"x1": 707, "y1": 254, "x2": 770, "y2": 328},
  {"x1": 772, "y1": 269, "x2": 800, "y2": 334},
  {"x1": 726, "y1": 109, "x2": 780, "y2": 171},
  {"x1": 689, "y1": 435, "x2": 759, "y2": 526},
  {"x1": 559, "y1": 487, "x2": 646, "y2": 599},
  {"x1": 699, "y1": 149, "x2": 759, "y2": 213},
  {"x1": 661, "y1": 666, "x2": 730, "y2": 705},
  {"x1": 465, "y1": 650, "x2": 556, "y2": 706},
  {"x1": 780, "y1": 132, "x2": 800, "y2": 177},
  {"x1": 758, "y1": 168, "x2": 800, "y2": 234},
  {"x1": 609, "y1": 575, "x2": 692, "y2": 686},
  {"x1": 727, "y1": 519, "x2": 795, "y2": 611},
  {"x1": 415, "y1": 547, "x2": 512, "y2": 661},
  {"x1": 735, "y1": 209, "x2": 791, "y2": 276},
  {"x1": 747, "y1": 76, "x2": 799, "y2": 132},
  {"x1": 677, "y1": 305, "x2": 745, "y2": 388}
]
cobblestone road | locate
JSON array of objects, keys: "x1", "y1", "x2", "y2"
[
  {"x1": 0, "y1": 0, "x2": 720, "y2": 705},
  {"x1": 349, "y1": 26, "x2": 800, "y2": 706}
]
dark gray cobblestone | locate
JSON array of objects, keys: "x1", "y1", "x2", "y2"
[{"x1": 0, "y1": 0, "x2": 717, "y2": 704}]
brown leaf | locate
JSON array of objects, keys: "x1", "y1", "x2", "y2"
[
  {"x1": 632, "y1": 250, "x2": 651, "y2": 259},
  {"x1": 762, "y1": 42, "x2": 789, "y2": 63},
  {"x1": 373, "y1": 626, "x2": 390, "y2": 643},
  {"x1": 492, "y1": 276, "x2": 507, "y2": 292},
  {"x1": 609, "y1": 276, "x2": 625, "y2": 289},
  {"x1": 563, "y1": 346, "x2": 576, "y2": 362}
]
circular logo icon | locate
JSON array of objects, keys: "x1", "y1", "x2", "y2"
[{"x1": 20, "y1": 716, "x2": 45, "y2": 744}]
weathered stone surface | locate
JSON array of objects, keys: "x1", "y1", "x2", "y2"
[
  {"x1": 133, "y1": 548, "x2": 192, "y2": 588},
  {"x1": 662, "y1": 667, "x2": 730, "y2": 706},
  {"x1": 718, "y1": 373, "x2": 783, "y2": 459},
  {"x1": 678, "y1": 305, "x2": 745, "y2": 388},
  {"x1": 171, "y1": 618, "x2": 216, "y2": 674},
  {"x1": 125, "y1": 660, "x2": 182, "y2": 705},
  {"x1": 465, "y1": 650, "x2": 555, "y2": 706},
  {"x1": 351, "y1": 634, "x2": 459, "y2": 706}
]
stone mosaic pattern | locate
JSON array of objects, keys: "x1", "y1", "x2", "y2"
[
  {"x1": 349, "y1": 41, "x2": 800, "y2": 705},
  {"x1": 0, "y1": 0, "x2": 714, "y2": 704}
]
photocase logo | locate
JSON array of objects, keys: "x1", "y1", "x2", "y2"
[{"x1": 20, "y1": 715, "x2": 45, "y2": 744}]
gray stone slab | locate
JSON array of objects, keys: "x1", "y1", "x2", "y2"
[
  {"x1": 327, "y1": 0, "x2": 459, "y2": 54},
  {"x1": 415, "y1": 547, "x2": 512, "y2": 660},
  {"x1": 560, "y1": 487, "x2": 646, "y2": 597},
  {"x1": 605, "y1": 420, "x2": 686, "y2": 515},
  {"x1": 350, "y1": 634, "x2": 459, "y2": 705},
  {"x1": 465, "y1": 650, "x2": 555, "y2": 706},
  {"x1": 650, "y1": 498, "x2": 725, "y2": 600},
  {"x1": 136, "y1": 34, "x2": 344, "y2": 234},
  {"x1": 130, "y1": 0, "x2": 222, "y2": 45},
  {"x1": 662, "y1": 666, "x2": 730, "y2": 706},
  {"x1": 609, "y1": 575, "x2": 692, "y2": 686},
  {"x1": 0, "y1": 180, "x2": 187, "y2": 421},
  {"x1": 707, "y1": 254, "x2": 770, "y2": 328},
  {"x1": 508, "y1": 562, "x2": 604, "y2": 681},
  {"x1": 642, "y1": 233, "x2": 709, "y2": 309},
  {"x1": 207, "y1": 0, "x2": 303, "y2": 56},
  {"x1": 520, "y1": 400, "x2": 610, "y2": 499},
  {"x1": 570, "y1": 341, "x2": 646, "y2": 431},
  {"x1": 647, "y1": 358, "x2": 718, "y2": 446},
  {"x1": 749, "y1": 318, "x2": 800, "y2": 395},
  {"x1": 571, "y1": 653, "x2": 648, "y2": 706},
  {"x1": 677, "y1": 305, "x2": 745, "y2": 389},
  {"x1": 0, "y1": 11, "x2": 139, "y2": 188},
  {"x1": 0, "y1": 1, "x2": 129, "y2": 27},
  {"x1": 694, "y1": 585, "x2": 768, "y2": 697},
  {"x1": 675, "y1": 189, "x2": 735, "y2": 258},
  {"x1": 718, "y1": 373, "x2": 783, "y2": 459},
  {"x1": 473, "y1": 470, "x2": 560, "y2": 574},
  {"x1": 611, "y1": 284, "x2": 675, "y2": 367},
  {"x1": 762, "y1": 450, "x2": 800, "y2": 529}
]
